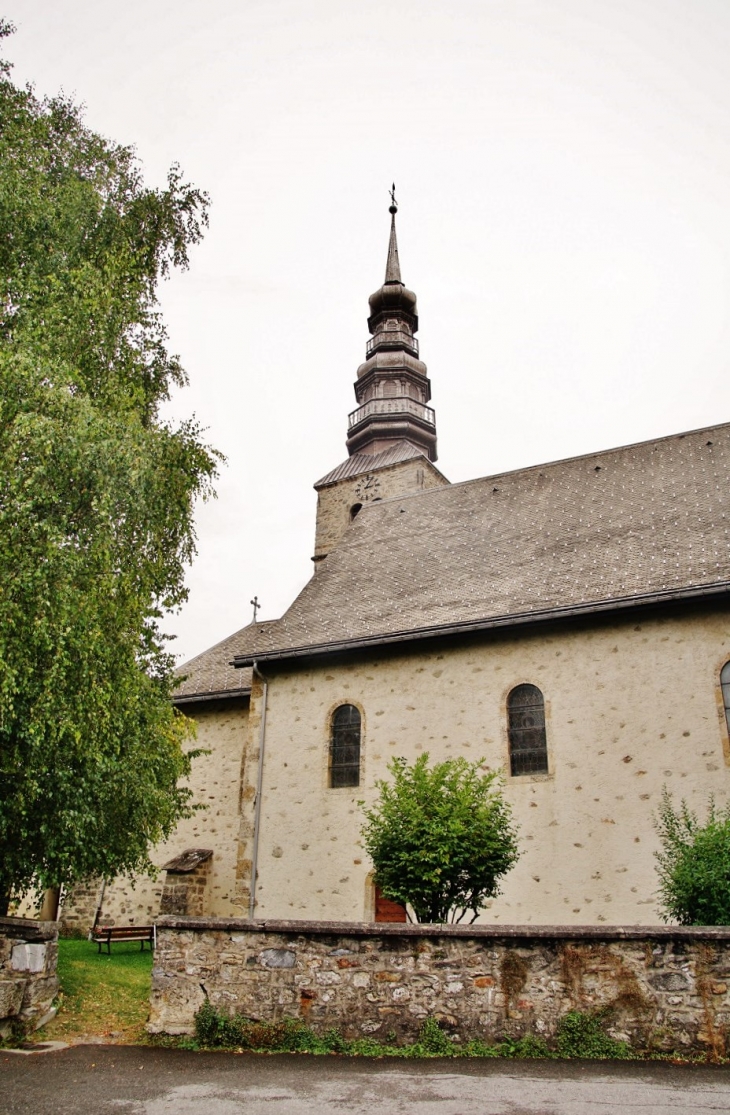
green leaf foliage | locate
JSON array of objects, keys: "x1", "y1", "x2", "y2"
[
  {"x1": 360, "y1": 753, "x2": 520, "y2": 923},
  {"x1": 654, "y1": 789, "x2": 730, "y2": 925},
  {"x1": 192, "y1": 1003, "x2": 564, "y2": 1060},
  {"x1": 555, "y1": 1011, "x2": 630, "y2": 1059},
  {"x1": 0, "y1": 25, "x2": 220, "y2": 905}
]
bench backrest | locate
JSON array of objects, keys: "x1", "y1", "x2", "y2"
[{"x1": 95, "y1": 926, "x2": 154, "y2": 938}]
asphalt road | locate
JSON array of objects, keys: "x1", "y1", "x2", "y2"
[{"x1": 3, "y1": 1045, "x2": 730, "y2": 1115}]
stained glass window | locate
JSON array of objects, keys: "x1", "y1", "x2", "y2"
[
  {"x1": 330, "y1": 704, "x2": 361, "y2": 788},
  {"x1": 721, "y1": 662, "x2": 730, "y2": 739},
  {"x1": 508, "y1": 684, "x2": 548, "y2": 776}
]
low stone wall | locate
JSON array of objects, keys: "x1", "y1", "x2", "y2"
[
  {"x1": 149, "y1": 918, "x2": 730, "y2": 1054},
  {"x1": 0, "y1": 917, "x2": 59, "y2": 1036}
]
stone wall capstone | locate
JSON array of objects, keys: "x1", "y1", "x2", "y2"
[
  {"x1": 0, "y1": 917, "x2": 59, "y2": 1036},
  {"x1": 149, "y1": 918, "x2": 730, "y2": 1055}
]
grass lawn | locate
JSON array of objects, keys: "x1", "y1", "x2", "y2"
[{"x1": 40, "y1": 938, "x2": 153, "y2": 1044}]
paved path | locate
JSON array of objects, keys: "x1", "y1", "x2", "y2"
[{"x1": 3, "y1": 1045, "x2": 730, "y2": 1114}]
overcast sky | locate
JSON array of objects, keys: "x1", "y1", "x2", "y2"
[{"x1": 7, "y1": 0, "x2": 730, "y2": 663}]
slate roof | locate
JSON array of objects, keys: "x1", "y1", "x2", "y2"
[
  {"x1": 315, "y1": 442, "x2": 431, "y2": 488},
  {"x1": 173, "y1": 626, "x2": 253, "y2": 704},
  {"x1": 230, "y1": 422, "x2": 730, "y2": 668}
]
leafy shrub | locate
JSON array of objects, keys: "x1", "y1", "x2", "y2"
[
  {"x1": 654, "y1": 790, "x2": 730, "y2": 925},
  {"x1": 347, "y1": 1037, "x2": 394, "y2": 1057},
  {"x1": 556, "y1": 1011, "x2": 630, "y2": 1059},
  {"x1": 193, "y1": 999, "x2": 222, "y2": 1045},
  {"x1": 193, "y1": 1002, "x2": 632, "y2": 1061},
  {"x1": 461, "y1": 1038, "x2": 501, "y2": 1058},
  {"x1": 194, "y1": 1003, "x2": 365, "y2": 1054},
  {"x1": 194, "y1": 1000, "x2": 246, "y2": 1047},
  {"x1": 500, "y1": 1032, "x2": 552, "y2": 1058},
  {"x1": 361, "y1": 754, "x2": 520, "y2": 923},
  {"x1": 417, "y1": 1016, "x2": 457, "y2": 1055}
]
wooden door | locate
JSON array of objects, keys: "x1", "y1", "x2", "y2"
[{"x1": 374, "y1": 886, "x2": 407, "y2": 923}]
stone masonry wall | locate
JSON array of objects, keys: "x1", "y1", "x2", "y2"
[
  {"x1": 160, "y1": 859, "x2": 213, "y2": 917},
  {"x1": 313, "y1": 456, "x2": 448, "y2": 561},
  {"x1": 58, "y1": 877, "x2": 104, "y2": 934},
  {"x1": 0, "y1": 917, "x2": 59, "y2": 1036},
  {"x1": 149, "y1": 918, "x2": 730, "y2": 1055}
]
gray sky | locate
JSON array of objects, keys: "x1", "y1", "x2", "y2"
[{"x1": 7, "y1": 0, "x2": 730, "y2": 663}]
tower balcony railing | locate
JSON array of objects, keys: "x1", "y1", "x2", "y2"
[
  {"x1": 366, "y1": 331, "x2": 419, "y2": 357},
  {"x1": 348, "y1": 397, "x2": 436, "y2": 430}
]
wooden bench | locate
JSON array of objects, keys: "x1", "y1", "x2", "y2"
[{"x1": 91, "y1": 924, "x2": 156, "y2": 954}]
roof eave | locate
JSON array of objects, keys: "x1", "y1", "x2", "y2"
[
  {"x1": 231, "y1": 581, "x2": 730, "y2": 669},
  {"x1": 173, "y1": 687, "x2": 252, "y2": 707}
]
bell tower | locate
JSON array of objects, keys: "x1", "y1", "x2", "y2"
[
  {"x1": 312, "y1": 192, "x2": 449, "y2": 566},
  {"x1": 346, "y1": 193, "x2": 437, "y2": 461}
]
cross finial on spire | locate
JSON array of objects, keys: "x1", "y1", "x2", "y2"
[
  {"x1": 385, "y1": 186, "x2": 401, "y2": 283},
  {"x1": 250, "y1": 595, "x2": 260, "y2": 623}
]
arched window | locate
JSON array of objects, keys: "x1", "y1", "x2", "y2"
[
  {"x1": 721, "y1": 662, "x2": 730, "y2": 737},
  {"x1": 330, "y1": 704, "x2": 361, "y2": 788},
  {"x1": 507, "y1": 684, "x2": 548, "y2": 776}
]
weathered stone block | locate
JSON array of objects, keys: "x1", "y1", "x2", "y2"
[
  {"x1": 21, "y1": 974, "x2": 59, "y2": 1016},
  {"x1": 11, "y1": 943, "x2": 47, "y2": 973},
  {"x1": 259, "y1": 949, "x2": 296, "y2": 969},
  {"x1": 0, "y1": 919, "x2": 58, "y2": 1032},
  {"x1": 0, "y1": 979, "x2": 25, "y2": 1018},
  {"x1": 650, "y1": 972, "x2": 690, "y2": 991}
]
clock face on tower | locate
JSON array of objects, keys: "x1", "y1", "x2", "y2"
[{"x1": 353, "y1": 473, "x2": 381, "y2": 501}]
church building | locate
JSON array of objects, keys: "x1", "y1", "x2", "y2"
[{"x1": 64, "y1": 201, "x2": 730, "y2": 930}]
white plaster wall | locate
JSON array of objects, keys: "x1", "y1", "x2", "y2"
[
  {"x1": 91, "y1": 701, "x2": 250, "y2": 925},
  {"x1": 249, "y1": 609, "x2": 730, "y2": 925}
]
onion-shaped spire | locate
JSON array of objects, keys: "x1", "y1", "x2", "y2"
[{"x1": 346, "y1": 188, "x2": 437, "y2": 462}]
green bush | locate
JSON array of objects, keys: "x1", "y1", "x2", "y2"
[
  {"x1": 556, "y1": 1011, "x2": 630, "y2": 1059},
  {"x1": 416, "y1": 1016, "x2": 457, "y2": 1055},
  {"x1": 194, "y1": 1004, "x2": 319, "y2": 1052},
  {"x1": 194, "y1": 1003, "x2": 474, "y2": 1057},
  {"x1": 654, "y1": 790, "x2": 730, "y2": 925},
  {"x1": 194, "y1": 1000, "x2": 244, "y2": 1047},
  {"x1": 192, "y1": 1002, "x2": 633, "y2": 1061},
  {"x1": 500, "y1": 1032, "x2": 552, "y2": 1058},
  {"x1": 461, "y1": 1038, "x2": 501, "y2": 1058},
  {"x1": 361, "y1": 754, "x2": 520, "y2": 924}
]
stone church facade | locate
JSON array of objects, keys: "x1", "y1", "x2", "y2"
[{"x1": 61, "y1": 202, "x2": 730, "y2": 930}]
